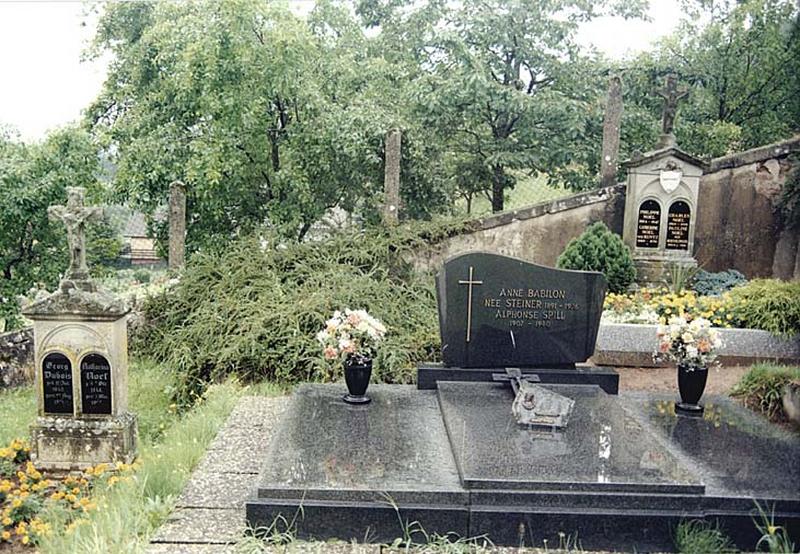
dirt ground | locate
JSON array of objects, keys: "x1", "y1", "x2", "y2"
[{"x1": 616, "y1": 365, "x2": 750, "y2": 395}]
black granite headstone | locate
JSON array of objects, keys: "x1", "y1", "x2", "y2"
[
  {"x1": 80, "y1": 354, "x2": 112, "y2": 415},
  {"x1": 435, "y1": 252, "x2": 606, "y2": 368},
  {"x1": 42, "y1": 352, "x2": 73, "y2": 415},
  {"x1": 665, "y1": 200, "x2": 690, "y2": 250},
  {"x1": 635, "y1": 199, "x2": 661, "y2": 248}
]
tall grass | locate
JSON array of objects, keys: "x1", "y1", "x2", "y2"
[
  {"x1": 0, "y1": 385, "x2": 35, "y2": 445},
  {"x1": 0, "y1": 360, "x2": 282, "y2": 553}
]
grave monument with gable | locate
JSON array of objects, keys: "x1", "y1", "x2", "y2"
[
  {"x1": 23, "y1": 187, "x2": 137, "y2": 471},
  {"x1": 622, "y1": 74, "x2": 707, "y2": 285}
]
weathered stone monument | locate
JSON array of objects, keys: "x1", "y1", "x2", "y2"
[
  {"x1": 382, "y1": 128, "x2": 401, "y2": 226},
  {"x1": 246, "y1": 252, "x2": 800, "y2": 550},
  {"x1": 168, "y1": 180, "x2": 187, "y2": 270},
  {"x1": 622, "y1": 74, "x2": 706, "y2": 285},
  {"x1": 23, "y1": 187, "x2": 136, "y2": 471}
]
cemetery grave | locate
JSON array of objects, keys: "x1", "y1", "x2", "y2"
[{"x1": 243, "y1": 252, "x2": 800, "y2": 551}]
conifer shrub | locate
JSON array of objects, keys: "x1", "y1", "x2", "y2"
[
  {"x1": 556, "y1": 222, "x2": 636, "y2": 293},
  {"x1": 692, "y1": 269, "x2": 747, "y2": 296},
  {"x1": 726, "y1": 279, "x2": 800, "y2": 337},
  {"x1": 134, "y1": 219, "x2": 470, "y2": 406}
]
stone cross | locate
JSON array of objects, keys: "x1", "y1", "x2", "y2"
[
  {"x1": 48, "y1": 187, "x2": 103, "y2": 282},
  {"x1": 657, "y1": 74, "x2": 689, "y2": 137}
]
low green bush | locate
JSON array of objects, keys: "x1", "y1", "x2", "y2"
[
  {"x1": 556, "y1": 222, "x2": 636, "y2": 293},
  {"x1": 726, "y1": 279, "x2": 800, "y2": 337},
  {"x1": 135, "y1": 219, "x2": 470, "y2": 405},
  {"x1": 731, "y1": 364, "x2": 800, "y2": 422},
  {"x1": 692, "y1": 269, "x2": 747, "y2": 296}
]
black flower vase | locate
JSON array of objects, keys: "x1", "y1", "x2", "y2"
[
  {"x1": 676, "y1": 363, "x2": 708, "y2": 416},
  {"x1": 343, "y1": 355, "x2": 372, "y2": 404}
]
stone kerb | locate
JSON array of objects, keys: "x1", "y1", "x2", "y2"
[
  {"x1": 593, "y1": 323, "x2": 800, "y2": 367},
  {"x1": 707, "y1": 134, "x2": 800, "y2": 173}
]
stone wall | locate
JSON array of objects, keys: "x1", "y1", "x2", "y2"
[
  {"x1": 410, "y1": 185, "x2": 627, "y2": 272},
  {"x1": 0, "y1": 327, "x2": 34, "y2": 388},
  {"x1": 696, "y1": 136, "x2": 800, "y2": 278},
  {"x1": 412, "y1": 135, "x2": 800, "y2": 278}
]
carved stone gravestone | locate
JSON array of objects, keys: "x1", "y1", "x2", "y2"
[
  {"x1": 418, "y1": 252, "x2": 617, "y2": 393},
  {"x1": 23, "y1": 187, "x2": 137, "y2": 471},
  {"x1": 621, "y1": 74, "x2": 706, "y2": 285}
]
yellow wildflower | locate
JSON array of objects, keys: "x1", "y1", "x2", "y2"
[
  {"x1": 2, "y1": 516, "x2": 11, "y2": 525},
  {"x1": 1, "y1": 531, "x2": 10, "y2": 541},
  {"x1": 11, "y1": 499, "x2": 22, "y2": 508},
  {"x1": 21, "y1": 535, "x2": 29, "y2": 545}
]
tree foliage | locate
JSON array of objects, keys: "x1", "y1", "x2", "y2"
[
  {"x1": 0, "y1": 128, "x2": 121, "y2": 329},
  {"x1": 622, "y1": 0, "x2": 800, "y2": 159}
]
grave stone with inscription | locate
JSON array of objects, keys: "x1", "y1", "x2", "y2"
[
  {"x1": 417, "y1": 252, "x2": 618, "y2": 392},
  {"x1": 621, "y1": 75, "x2": 706, "y2": 285},
  {"x1": 23, "y1": 187, "x2": 137, "y2": 471}
]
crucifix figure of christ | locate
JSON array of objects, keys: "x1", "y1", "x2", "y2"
[
  {"x1": 48, "y1": 187, "x2": 103, "y2": 282},
  {"x1": 657, "y1": 73, "x2": 689, "y2": 137},
  {"x1": 458, "y1": 265, "x2": 483, "y2": 343}
]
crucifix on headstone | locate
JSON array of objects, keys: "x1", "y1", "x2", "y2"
[
  {"x1": 492, "y1": 368, "x2": 575, "y2": 428},
  {"x1": 48, "y1": 187, "x2": 103, "y2": 284},
  {"x1": 458, "y1": 266, "x2": 483, "y2": 343},
  {"x1": 655, "y1": 73, "x2": 689, "y2": 148}
]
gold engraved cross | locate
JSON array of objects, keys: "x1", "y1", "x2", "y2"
[{"x1": 458, "y1": 266, "x2": 483, "y2": 343}]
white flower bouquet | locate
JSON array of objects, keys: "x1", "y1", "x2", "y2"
[
  {"x1": 317, "y1": 309, "x2": 387, "y2": 363},
  {"x1": 656, "y1": 315, "x2": 723, "y2": 369}
]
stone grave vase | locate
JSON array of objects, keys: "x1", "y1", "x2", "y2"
[
  {"x1": 343, "y1": 354, "x2": 372, "y2": 404},
  {"x1": 676, "y1": 363, "x2": 708, "y2": 415}
]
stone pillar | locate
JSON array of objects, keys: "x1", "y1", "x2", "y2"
[
  {"x1": 601, "y1": 76, "x2": 623, "y2": 189},
  {"x1": 383, "y1": 129, "x2": 401, "y2": 226},
  {"x1": 169, "y1": 180, "x2": 186, "y2": 270}
]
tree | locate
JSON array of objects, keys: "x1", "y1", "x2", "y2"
[
  {"x1": 623, "y1": 0, "x2": 800, "y2": 158},
  {"x1": 87, "y1": 0, "x2": 451, "y2": 248},
  {"x1": 411, "y1": 0, "x2": 645, "y2": 212},
  {"x1": 0, "y1": 127, "x2": 120, "y2": 329}
]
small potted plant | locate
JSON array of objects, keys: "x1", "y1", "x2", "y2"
[
  {"x1": 317, "y1": 309, "x2": 386, "y2": 404},
  {"x1": 656, "y1": 315, "x2": 723, "y2": 415}
]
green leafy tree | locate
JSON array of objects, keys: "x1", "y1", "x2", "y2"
[
  {"x1": 410, "y1": 0, "x2": 645, "y2": 211},
  {"x1": 88, "y1": 0, "x2": 451, "y2": 248},
  {"x1": 557, "y1": 222, "x2": 636, "y2": 293},
  {"x1": 623, "y1": 0, "x2": 800, "y2": 158},
  {"x1": 0, "y1": 127, "x2": 121, "y2": 329}
]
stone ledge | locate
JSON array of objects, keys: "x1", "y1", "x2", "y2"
[
  {"x1": 593, "y1": 323, "x2": 800, "y2": 367},
  {"x1": 707, "y1": 134, "x2": 800, "y2": 173}
]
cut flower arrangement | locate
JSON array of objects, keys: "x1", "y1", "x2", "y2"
[
  {"x1": 656, "y1": 316, "x2": 723, "y2": 369},
  {"x1": 317, "y1": 309, "x2": 387, "y2": 364}
]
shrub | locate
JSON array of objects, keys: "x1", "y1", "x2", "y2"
[
  {"x1": 135, "y1": 219, "x2": 470, "y2": 406},
  {"x1": 726, "y1": 279, "x2": 800, "y2": 337},
  {"x1": 557, "y1": 222, "x2": 636, "y2": 293},
  {"x1": 731, "y1": 364, "x2": 800, "y2": 422},
  {"x1": 692, "y1": 269, "x2": 747, "y2": 297}
]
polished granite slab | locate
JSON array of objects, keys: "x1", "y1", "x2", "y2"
[
  {"x1": 255, "y1": 383, "x2": 465, "y2": 504},
  {"x1": 437, "y1": 382, "x2": 702, "y2": 493},
  {"x1": 621, "y1": 392, "x2": 800, "y2": 502},
  {"x1": 247, "y1": 384, "x2": 800, "y2": 549}
]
